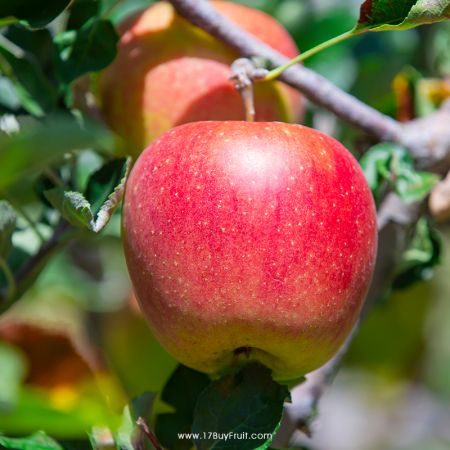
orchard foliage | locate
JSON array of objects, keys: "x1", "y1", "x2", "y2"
[{"x1": 0, "y1": 0, "x2": 449, "y2": 449}]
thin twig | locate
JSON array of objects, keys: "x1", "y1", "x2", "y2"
[
  {"x1": 3, "y1": 195, "x2": 46, "y2": 243},
  {"x1": 0, "y1": 221, "x2": 74, "y2": 313},
  {"x1": 0, "y1": 257, "x2": 17, "y2": 301},
  {"x1": 136, "y1": 417, "x2": 163, "y2": 450}
]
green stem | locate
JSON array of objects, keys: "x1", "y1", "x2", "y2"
[
  {"x1": 264, "y1": 29, "x2": 363, "y2": 81},
  {"x1": 0, "y1": 221, "x2": 76, "y2": 314},
  {"x1": 0, "y1": 34, "x2": 25, "y2": 58},
  {"x1": 0, "y1": 257, "x2": 16, "y2": 301},
  {"x1": 17, "y1": 207, "x2": 45, "y2": 243}
]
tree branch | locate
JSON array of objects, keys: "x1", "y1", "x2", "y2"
[
  {"x1": 168, "y1": 0, "x2": 402, "y2": 142},
  {"x1": 168, "y1": 0, "x2": 450, "y2": 169},
  {"x1": 429, "y1": 170, "x2": 450, "y2": 222}
]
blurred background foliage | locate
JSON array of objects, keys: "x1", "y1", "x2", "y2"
[{"x1": 0, "y1": 0, "x2": 449, "y2": 449}]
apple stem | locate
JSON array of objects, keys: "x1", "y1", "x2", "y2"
[
  {"x1": 242, "y1": 84, "x2": 255, "y2": 122},
  {"x1": 230, "y1": 58, "x2": 268, "y2": 122}
]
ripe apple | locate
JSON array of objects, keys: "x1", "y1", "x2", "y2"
[
  {"x1": 122, "y1": 121, "x2": 377, "y2": 382},
  {"x1": 98, "y1": 1, "x2": 302, "y2": 157}
]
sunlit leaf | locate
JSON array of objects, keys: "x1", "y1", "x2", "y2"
[
  {"x1": 89, "y1": 157, "x2": 131, "y2": 232},
  {"x1": 393, "y1": 66, "x2": 450, "y2": 120},
  {"x1": 43, "y1": 157, "x2": 130, "y2": 233},
  {"x1": 360, "y1": 143, "x2": 439, "y2": 203},
  {"x1": 0, "y1": 343, "x2": 26, "y2": 411},
  {"x1": 394, "y1": 218, "x2": 441, "y2": 288},
  {"x1": 0, "y1": 77, "x2": 20, "y2": 111},
  {"x1": 44, "y1": 189, "x2": 93, "y2": 230},
  {"x1": 0, "y1": 39, "x2": 58, "y2": 116},
  {"x1": 56, "y1": 19, "x2": 118, "y2": 84},
  {"x1": 86, "y1": 157, "x2": 130, "y2": 215},
  {"x1": 0, "y1": 115, "x2": 114, "y2": 191},
  {"x1": 0, "y1": 431, "x2": 63, "y2": 450},
  {"x1": 356, "y1": 0, "x2": 450, "y2": 32},
  {"x1": 395, "y1": 171, "x2": 440, "y2": 202}
]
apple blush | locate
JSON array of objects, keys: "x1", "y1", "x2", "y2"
[
  {"x1": 122, "y1": 121, "x2": 377, "y2": 382},
  {"x1": 98, "y1": 1, "x2": 302, "y2": 157}
]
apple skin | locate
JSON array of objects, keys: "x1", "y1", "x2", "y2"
[
  {"x1": 122, "y1": 121, "x2": 377, "y2": 381},
  {"x1": 98, "y1": 1, "x2": 302, "y2": 157}
]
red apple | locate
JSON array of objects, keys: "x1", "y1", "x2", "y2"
[
  {"x1": 122, "y1": 121, "x2": 377, "y2": 382},
  {"x1": 98, "y1": 1, "x2": 302, "y2": 157}
]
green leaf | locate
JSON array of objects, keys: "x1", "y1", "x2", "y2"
[
  {"x1": 388, "y1": 146, "x2": 440, "y2": 202},
  {"x1": 0, "y1": 246, "x2": 30, "y2": 291},
  {"x1": 393, "y1": 218, "x2": 441, "y2": 289},
  {"x1": 0, "y1": 36, "x2": 58, "y2": 116},
  {"x1": 56, "y1": 18, "x2": 118, "y2": 84},
  {"x1": 356, "y1": 0, "x2": 450, "y2": 32},
  {"x1": 0, "y1": 343, "x2": 26, "y2": 411},
  {"x1": 360, "y1": 143, "x2": 399, "y2": 202},
  {"x1": 359, "y1": 143, "x2": 439, "y2": 203},
  {"x1": 0, "y1": 77, "x2": 21, "y2": 111},
  {"x1": 116, "y1": 392, "x2": 157, "y2": 450},
  {"x1": 44, "y1": 189, "x2": 93, "y2": 229},
  {"x1": 4, "y1": 26, "x2": 55, "y2": 70},
  {"x1": 0, "y1": 0, "x2": 71, "y2": 28},
  {"x1": 360, "y1": 144, "x2": 391, "y2": 191},
  {"x1": 0, "y1": 200, "x2": 17, "y2": 258},
  {"x1": 86, "y1": 157, "x2": 130, "y2": 215},
  {"x1": 0, "y1": 115, "x2": 114, "y2": 191},
  {"x1": 391, "y1": 66, "x2": 445, "y2": 119},
  {"x1": 192, "y1": 364, "x2": 289, "y2": 450},
  {"x1": 155, "y1": 365, "x2": 210, "y2": 450},
  {"x1": 101, "y1": 0, "x2": 152, "y2": 25},
  {"x1": 67, "y1": 0, "x2": 100, "y2": 30},
  {"x1": 0, "y1": 431, "x2": 63, "y2": 450},
  {"x1": 42, "y1": 158, "x2": 130, "y2": 233},
  {"x1": 395, "y1": 170, "x2": 440, "y2": 202},
  {"x1": 89, "y1": 157, "x2": 131, "y2": 233}
]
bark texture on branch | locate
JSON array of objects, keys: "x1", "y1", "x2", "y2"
[
  {"x1": 169, "y1": 0, "x2": 450, "y2": 168},
  {"x1": 169, "y1": 0, "x2": 404, "y2": 141}
]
